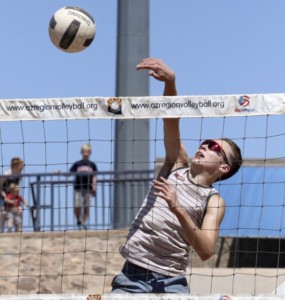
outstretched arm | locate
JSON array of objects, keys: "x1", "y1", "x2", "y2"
[{"x1": 137, "y1": 58, "x2": 189, "y2": 178}]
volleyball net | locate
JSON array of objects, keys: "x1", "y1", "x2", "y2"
[{"x1": 1, "y1": 94, "x2": 285, "y2": 299}]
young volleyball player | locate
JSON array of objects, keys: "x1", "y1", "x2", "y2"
[{"x1": 111, "y1": 58, "x2": 242, "y2": 294}]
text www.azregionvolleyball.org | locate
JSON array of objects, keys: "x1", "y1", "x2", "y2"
[
  {"x1": 5, "y1": 102, "x2": 98, "y2": 113},
  {"x1": 130, "y1": 100, "x2": 225, "y2": 110}
]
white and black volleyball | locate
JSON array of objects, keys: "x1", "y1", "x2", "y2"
[{"x1": 49, "y1": 6, "x2": 96, "y2": 53}]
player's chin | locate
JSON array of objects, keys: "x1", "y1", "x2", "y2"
[
  {"x1": 192, "y1": 158, "x2": 216, "y2": 169},
  {"x1": 192, "y1": 156, "x2": 203, "y2": 165}
]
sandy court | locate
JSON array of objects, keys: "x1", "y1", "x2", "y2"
[{"x1": 0, "y1": 230, "x2": 283, "y2": 297}]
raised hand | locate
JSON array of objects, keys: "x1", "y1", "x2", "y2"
[{"x1": 136, "y1": 58, "x2": 175, "y2": 84}]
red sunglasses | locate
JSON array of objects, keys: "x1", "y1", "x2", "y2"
[{"x1": 200, "y1": 140, "x2": 230, "y2": 167}]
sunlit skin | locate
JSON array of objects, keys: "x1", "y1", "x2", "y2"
[{"x1": 190, "y1": 139, "x2": 232, "y2": 186}]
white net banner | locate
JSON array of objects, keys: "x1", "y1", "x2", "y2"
[
  {"x1": 0, "y1": 295, "x2": 87, "y2": 300},
  {"x1": 0, "y1": 294, "x2": 283, "y2": 300},
  {"x1": 0, "y1": 93, "x2": 285, "y2": 121}
]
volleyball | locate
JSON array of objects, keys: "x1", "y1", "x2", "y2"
[{"x1": 48, "y1": 6, "x2": 96, "y2": 53}]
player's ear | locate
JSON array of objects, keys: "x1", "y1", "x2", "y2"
[{"x1": 219, "y1": 163, "x2": 230, "y2": 176}]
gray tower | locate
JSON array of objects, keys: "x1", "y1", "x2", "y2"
[{"x1": 113, "y1": 0, "x2": 150, "y2": 228}]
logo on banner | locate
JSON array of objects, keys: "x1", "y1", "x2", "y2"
[
  {"x1": 234, "y1": 95, "x2": 255, "y2": 113},
  {"x1": 238, "y1": 95, "x2": 250, "y2": 107},
  {"x1": 108, "y1": 98, "x2": 122, "y2": 115},
  {"x1": 86, "y1": 294, "x2": 102, "y2": 300}
]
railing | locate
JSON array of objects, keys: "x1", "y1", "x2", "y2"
[{"x1": 1, "y1": 170, "x2": 154, "y2": 232}]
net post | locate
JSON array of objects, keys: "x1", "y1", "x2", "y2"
[{"x1": 113, "y1": 0, "x2": 150, "y2": 229}]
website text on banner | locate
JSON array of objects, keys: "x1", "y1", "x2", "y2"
[{"x1": 1, "y1": 93, "x2": 285, "y2": 121}]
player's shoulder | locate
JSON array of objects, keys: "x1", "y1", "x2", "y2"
[{"x1": 208, "y1": 192, "x2": 225, "y2": 208}]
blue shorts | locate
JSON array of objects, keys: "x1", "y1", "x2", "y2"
[{"x1": 111, "y1": 260, "x2": 190, "y2": 294}]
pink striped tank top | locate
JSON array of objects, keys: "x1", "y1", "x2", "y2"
[{"x1": 120, "y1": 167, "x2": 219, "y2": 276}]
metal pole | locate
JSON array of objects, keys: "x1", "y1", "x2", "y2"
[
  {"x1": 35, "y1": 175, "x2": 41, "y2": 231},
  {"x1": 51, "y1": 183, "x2": 54, "y2": 232},
  {"x1": 113, "y1": 0, "x2": 150, "y2": 228}
]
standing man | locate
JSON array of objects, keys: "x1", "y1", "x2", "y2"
[{"x1": 70, "y1": 144, "x2": 97, "y2": 230}]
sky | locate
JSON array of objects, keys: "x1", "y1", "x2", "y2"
[
  {"x1": 1, "y1": 0, "x2": 285, "y2": 233},
  {"x1": 0, "y1": 0, "x2": 285, "y2": 167}
]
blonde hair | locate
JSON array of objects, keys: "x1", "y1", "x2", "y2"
[{"x1": 81, "y1": 144, "x2": 92, "y2": 152}]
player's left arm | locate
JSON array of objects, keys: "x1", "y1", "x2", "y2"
[
  {"x1": 153, "y1": 178, "x2": 225, "y2": 260},
  {"x1": 195, "y1": 195, "x2": 225, "y2": 259}
]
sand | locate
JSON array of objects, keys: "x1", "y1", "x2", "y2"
[{"x1": 0, "y1": 230, "x2": 284, "y2": 296}]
